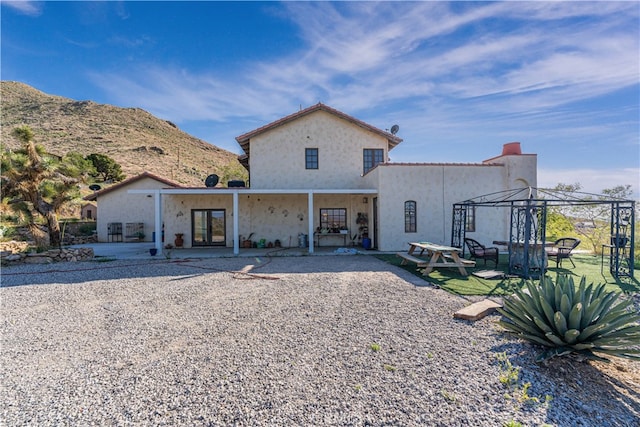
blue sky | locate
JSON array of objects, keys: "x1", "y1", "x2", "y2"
[{"x1": 2, "y1": 1, "x2": 639, "y2": 197}]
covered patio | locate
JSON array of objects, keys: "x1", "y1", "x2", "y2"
[{"x1": 130, "y1": 187, "x2": 377, "y2": 257}]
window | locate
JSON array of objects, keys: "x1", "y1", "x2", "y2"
[
  {"x1": 306, "y1": 148, "x2": 318, "y2": 169},
  {"x1": 465, "y1": 206, "x2": 476, "y2": 232},
  {"x1": 363, "y1": 149, "x2": 384, "y2": 174},
  {"x1": 319, "y1": 208, "x2": 347, "y2": 232},
  {"x1": 405, "y1": 201, "x2": 416, "y2": 233}
]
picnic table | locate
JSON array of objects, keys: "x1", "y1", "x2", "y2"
[{"x1": 397, "y1": 242, "x2": 475, "y2": 276}]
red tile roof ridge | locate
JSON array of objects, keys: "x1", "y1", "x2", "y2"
[
  {"x1": 83, "y1": 171, "x2": 183, "y2": 201},
  {"x1": 483, "y1": 152, "x2": 536, "y2": 163},
  {"x1": 382, "y1": 161, "x2": 503, "y2": 167},
  {"x1": 169, "y1": 186, "x2": 244, "y2": 190},
  {"x1": 235, "y1": 103, "x2": 402, "y2": 149}
]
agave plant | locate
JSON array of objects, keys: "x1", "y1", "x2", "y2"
[{"x1": 498, "y1": 275, "x2": 640, "y2": 362}]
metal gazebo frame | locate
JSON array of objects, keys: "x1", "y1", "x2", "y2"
[{"x1": 451, "y1": 187, "x2": 635, "y2": 280}]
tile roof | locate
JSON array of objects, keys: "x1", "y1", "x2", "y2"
[
  {"x1": 235, "y1": 103, "x2": 403, "y2": 156},
  {"x1": 380, "y1": 162, "x2": 500, "y2": 167},
  {"x1": 83, "y1": 171, "x2": 182, "y2": 201}
]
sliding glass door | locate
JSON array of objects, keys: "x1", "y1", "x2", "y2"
[{"x1": 192, "y1": 209, "x2": 226, "y2": 246}]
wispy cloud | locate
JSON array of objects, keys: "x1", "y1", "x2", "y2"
[
  {"x1": 108, "y1": 35, "x2": 154, "y2": 48},
  {"x1": 89, "y1": 2, "x2": 638, "y2": 121},
  {"x1": 85, "y1": 1, "x2": 638, "y2": 186},
  {"x1": 89, "y1": 67, "x2": 292, "y2": 123},
  {"x1": 1, "y1": 0, "x2": 42, "y2": 16}
]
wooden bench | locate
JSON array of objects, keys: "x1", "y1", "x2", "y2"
[
  {"x1": 402, "y1": 242, "x2": 475, "y2": 276},
  {"x1": 396, "y1": 252, "x2": 429, "y2": 267},
  {"x1": 443, "y1": 253, "x2": 476, "y2": 267}
]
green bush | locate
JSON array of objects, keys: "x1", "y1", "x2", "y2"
[
  {"x1": 0, "y1": 224, "x2": 16, "y2": 240},
  {"x1": 78, "y1": 223, "x2": 96, "y2": 236},
  {"x1": 498, "y1": 275, "x2": 640, "y2": 362}
]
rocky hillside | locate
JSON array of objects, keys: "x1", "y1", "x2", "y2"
[{"x1": 1, "y1": 81, "x2": 246, "y2": 187}]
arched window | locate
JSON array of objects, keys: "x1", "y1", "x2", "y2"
[{"x1": 405, "y1": 201, "x2": 416, "y2": 233}]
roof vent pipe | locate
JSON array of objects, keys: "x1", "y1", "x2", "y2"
[{"x1": 502, "y1": 142, "x2": 522, "y2": 156}]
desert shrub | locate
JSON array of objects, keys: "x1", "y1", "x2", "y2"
[{"x1": 498, "y1": 275, "x2": 640, "y2": 362}]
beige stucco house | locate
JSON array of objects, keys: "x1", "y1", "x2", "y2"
[
  {"x1": 101, "y1": 103, "x2": 536, "y2": 255},
  {"x1": 84, "y1": 172, "x2": 181, "y2": 243}
]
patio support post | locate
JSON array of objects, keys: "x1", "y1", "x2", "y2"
[
  {"x1": 451, "y1": 204, "x2": 466, "y2": 253},
  {"x1": 154, "y1": 190, "x2": 162, "y2": 254},
  {"x1": 308, "y1": 191, "x2": 314, "y2": 254},
  {"x1": 539, "y1": 200, "x2": 548, "y2": 278},
  {"x1": 610, "y1": 201, "x2": 635, "y2": 279},
  {"x1": 508, "y1": 202, "x2": 515, "y2": 275},
  {"x1": 523, "y1": 200, "x2": 532, "y2": 278},
  {"x1": 233, "y1": 191, "x2": 239, "y2": 255},
  {"x1": 630, "y1": 202, "x2": 636, "y2": 278}
]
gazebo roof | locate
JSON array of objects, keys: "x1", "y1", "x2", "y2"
[{"x1": 456, "y1": 186, "x2": 635, "y2": 208}]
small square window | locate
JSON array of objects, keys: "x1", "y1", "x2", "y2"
[
  {"x1": 363, "y1": 148, "x2": 384, "y2": 174},
  {"x1": 306, "y1": 148, "x2": 318, "y2": 169}
]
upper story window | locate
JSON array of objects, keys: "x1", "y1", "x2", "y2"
[
  {"x1": 363, "y1": 149, "x2": 384, "y2": 174},
  {"x1": 306, "y1": 148, "x2": 318, "y2": 169},
  {"x1": 405, "y1": 200, "x2": 416, "y2": 233}
]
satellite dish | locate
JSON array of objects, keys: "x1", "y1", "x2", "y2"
[
  {"x1": 390, "y1": 124, "x2": 399, "y2": 135},
  {"x1": 205, "y1": 174, "x2": 219, "y2": 187},
  {"x1": 89, "y1": 184, "x2": 101, "y2": 191}
]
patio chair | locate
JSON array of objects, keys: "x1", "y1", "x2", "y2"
[
  {"x1": 464, "y1": 238, "x2": 499, "y2": 267},
  {"x1": 545, "y1": 237, "x2": 581, "y2": 268}
]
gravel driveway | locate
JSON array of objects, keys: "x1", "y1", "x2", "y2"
[{"x1": 1, "y1": 255, "x2": 638, "y2": 426}]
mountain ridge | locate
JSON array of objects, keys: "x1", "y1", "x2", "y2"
[{"x1": 1, "y1": 81, "x2": 246, "y2": 187}]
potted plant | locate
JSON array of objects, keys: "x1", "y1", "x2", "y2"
[
  {"x1": 356, "y1": 212, "x2": 368, "y2": 225},
  {"x1": 174, "y1": 233, "x2": 184, "y2": 247},
  {"x1": 339, "y1": 226, "x2": 349, "y2": 234},
  {"x1": 135, "y1": 231, "x2": 145, "y2": 241},
  {"x1": 241, "y1": 232, "x2": 254, "y2": 248}
]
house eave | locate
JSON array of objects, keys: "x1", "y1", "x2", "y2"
[
  {"x1": 83, "y1": 171, "x2": 182, "y2": 201},
  {"x1": 235, "y1": 103, "x2": 402, "y2": 165},
  {"x1": 128, "y1": 188, "x2": 379, "y2": 196}
]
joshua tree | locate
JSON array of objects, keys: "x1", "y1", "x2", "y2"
[{"x1": 1, "y1": 126, "x2": 87, "y2": 247}]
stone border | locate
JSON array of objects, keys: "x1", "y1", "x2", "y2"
[{"x1": 1, "y1": 247, "x2": 94, "y2": 265}]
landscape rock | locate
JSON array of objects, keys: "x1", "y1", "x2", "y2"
[
  {"x1": 0, "y1": 244, "x2": 93, "y2": 265},
  {"x1": 23, "y1": 256, "x2": 53, "y2": 264}
]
